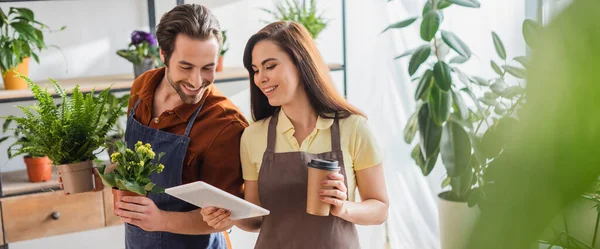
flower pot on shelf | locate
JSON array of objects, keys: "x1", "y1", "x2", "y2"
[
  {"x1": 3, "y1": 58, "x2": 30, "y2": 90},
  {"x1": 24, "y1": 155, "x2": 52, "y2": 182},
  {"x1": 56, "y1": 160, "x2": 95, "y2": 194},
  {"x1": 133, "y1": 58, "x2": 154, "y2": 79},
  {"x1": 216, "y1": 56, "x2": 224, "y2": 72}
]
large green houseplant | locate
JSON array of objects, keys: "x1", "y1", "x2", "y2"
[
  {"x1": 2, "y1": 74, "x2": 125, "y2": 194},
  {"x1": 0, "y1": 7, "x2": 65, "y2": 90},
  {"x1": 382, "y1": 1, "x2": 538, "y2": 248},
  {"x1": 261, "y1": 0, "x2": 328, "y2": 39}
]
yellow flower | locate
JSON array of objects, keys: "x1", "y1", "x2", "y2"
[
  {"x1": 157, "y1": 164, "x2": 165, "y2": 173},
  {"x1": 110, "y1": 152, "x2": 121, "y2": 163},
  {"x1": 145, "y1": 143, "x2": 151, "y2": 149},
  {"x1": 136, "y1": 141, "x2": 143, "y2": 147}
]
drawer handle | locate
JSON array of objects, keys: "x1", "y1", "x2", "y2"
[{"x1": 51, "y1": 211, "x2": 61, "y2": 220}]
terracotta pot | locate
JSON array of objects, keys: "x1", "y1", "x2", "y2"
[
  {"x1": 216, "y1": 56, "x2": 224, "y2": 72},
  {"x1": 112, "y1": 188, "x2": 145, "y2": 215},
  {"x1": 3, "y1": 57, "x2": 30, "y2": 90},
  {"x1": 24, "y1": 156, "x2": 52, "y2": 182},
  {"x1": 56, "y1": 160, "x2": 95, "y2": 194}
]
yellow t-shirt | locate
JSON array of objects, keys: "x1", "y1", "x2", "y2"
[{"x1": 240, "y1": 110, "x2": 382, "y2": 201}]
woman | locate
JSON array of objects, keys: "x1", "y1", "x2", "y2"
[{"x1": 201, "y1": 21, "x2": 389, "y2": 248}]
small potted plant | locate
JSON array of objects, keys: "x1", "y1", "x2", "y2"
[
  {"x1": 97, "y1": 140, "x2": 165, "y2": 211},
  {"x1": 3, "y1": 74, "x2": 125, "y2": 194},
  {"x1": 105, "y1": 93, "x2": 130, "y2": 157},
  {"x1": 0, "y1": 118, "x2": 52, "y2": 182},
  {"x1": 0, "y1": 7, "x2": 65, "y2": 90},
  {"x1": 260, "y1": 0, "x2": 329, "y2": 39},
  {"x1": 117, "y1": 30, "x2": 162, "y2": 79},
  {"x1": 217, "y1": 30, "x2": 229, "y2": 72}
]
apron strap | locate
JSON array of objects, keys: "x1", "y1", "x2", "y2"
[
  {"x1": 266, "y1": 110, "x2": 279, "y2": 153},
  {"x1": 330, "y1": 112, "x2": 342, "y2": 154},
  {"x1": 183, "y1": 96, "x2": 208, "y2": 137},
  {"x1": 130, "y1": 98, "x2": 142, "y2": 117}
]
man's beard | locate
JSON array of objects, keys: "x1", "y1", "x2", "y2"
[{"x1": 166, "y1": 67, "x2": 208, "y2": 104}]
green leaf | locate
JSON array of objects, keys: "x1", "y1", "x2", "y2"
[
  {"x1": 11, "y1": 8, "x2": 34, "y2": 21},
  {"x1": 395, "y1": 47, "x2": 418, "y2": 60},
  {"x1": 450, "y1": 56, "x2": 469, "y2": 64},
  {"x1": 471, "y1": 76, "x2": 490, "y2": 86},
  {"x1": 411, "y1": 145, "x2": 426, "y2": 169},
  {"x1": 404, "y1": 111, "x2": 419, "y2": 144},
  {"x1": 446, "y1": 0, "x2": 481, "y2": 8},
  {"x1": 481, "y1": 124, "x2": 503, "y2": 158},
  {"x1": 452, "y1": 90, "x2": 469, "y2": 120},
  {"x1": 122, "y1": 179, "x2": 146, "y2": 195},
  {"x1": 502, "y1": 65, "x2": 527, "y2": 79},
  {"x1": 415, "y1": 69, "x2": 433, "y2": 100},
  {"x1": 437, "y1": 0, "x2": 453, "y2": 9},
  {"x1": 11, "y1": 40, "x2": 21, "y2": 61},
  {"x1": 449, "y1": 113, "x2": 473, "y2": 130},
  {"x1": 484, "y1": 91, "x2": 498, "y2": 100},
  {"x1": 429, "y1": 84, "x2": 452, "y2": 125},
  {"x1": 31, "y1": 53, "x2": 39, "y2": 64},
  {"x1": 0, "y1": 7, "x2": 7, "y2": 28},
  {"x1": 479, "y1": 97, "x2": 497, "y2": 106},
  {"x1": 423, "y1": 148, "x2": 439, "y2": 176},
  {"x1": 453, "y1": 67, "x2": 470, "y2": 84},
  {"x1": 99, "y1": 171, "x2": 117, "y2": 189},
  {"x1": 11, "y1": 22, "x2": 37, "y2": 41},
  {"x1": 467, "y1": 187, "x2": 481, "y2": 207},
  {"x1": 418, "y1": 103, "x2": 443, "y2": 158},
  {"x1": 422, "y1": 2, "x2": 433, "y2": 16},
  {"x1": 420, "y1": 11, "x2": 441, "y2": 42},
  {"x1": 450, "y1": 169, "x2": 473, "y2": 199},
  {"x1": 491, "y1": 32, "x2": 507, "y2": 60},
  {"x1": 442, "y1": 177, "x2": 451, "y2": 188},
  {"x1": 491, "y1": 60, "x2": 503, "y2": 75},
  {"x1": 501, "y1": 86, "x2": 525, "y2": 99},
  {"x1": 149, "y1": 185, "x2": 165, "y2": 194},
  {"x1": 382, "y1": 17, "x2": 418, "y2": 33},
  {"x1": 523, "y1": 19, "x2": 542, "y2": 49},
  {"x1": 440, "y1": 121, "x2": 472, "y2": 177},
  {"x1": 494, "y1": 102, "x2": 507, "y2": 115},
  {"x1": 513, "y1": 56, "x2": 529, "y2": 68},
  {"x1": 490, "y1": 79, "x2": 507, "y2": 95},
  {"x1": 408, "y1": 45, "x2": 431, "y2": 76},
  {"x1": 433, "y1": 61, "x2": 452, "y2": 91},
  {"x1": 441, "y1": 30, "x2": 472, "y2": 59}
]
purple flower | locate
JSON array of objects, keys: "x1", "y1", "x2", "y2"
[{"x1": 130, "y1": 30, "x2": 157, "y2": 47}]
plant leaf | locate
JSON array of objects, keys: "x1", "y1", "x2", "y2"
[
  {"x1": 440, "y1": 121, "x2": 472, "y2": 177},
  {"x1": 452, "y1": 89, "x2": 469, "y2": 120},
  {"x1": 415, "y1": 69, "x2": 434, "y2": 101},
  {"x1": 471, "y1": 76, "x2": 490, "y2": 86},
  {"x1": 441, "y1": 30, "x2": 472, "y2": 59},
  {"x1": 382, "y1": 17, "x2": 418, "y2": 33},
  {"x1": 446, "y1": 0, "x2": 481, "y2": 8},
  {"x1": 411, "y1": 144, "x2": 426, "y2": 169},
  {"x1": 513, "y1": 56, "x2": 529, "y2": 68},
  {"x1": 490, "y1": 79, "x2": 507, "y2": 95},
  {"x1": 423, "y1": 148, "x2": 440, "y2": 176},
  {"x1": 433, "y1": 61, "x2": 452, "y2": 91},
  {"x1": 442, "y1": 177, "x2": 451, "y2": 188},
  {"x1": 429, "y1": 84, "x2": 452, "y2": 125},
  {"x1": 404, "y1": 110, "x2": 419, "y2": 144},
  {"x1": 523, "y1": 19, "x2": 542, "y2": 49},
  {"x1": 491, "y1": 60, "x2": 503, "y2": 75},
  {"x1": 467, "y1": 187, "x2": 481, "y2": 207},
  {"x1": 494, "y1": 102, "x2": 507, "y2": 115},
  {"x1": 501, "y1": 86, "x2": 525, "y2": 99},
  {"x1": 492, "y1": 32, "x2": 507, "y2": 60},
  {"x1": 418, "y1": 103, "x2": 443, "y2": 158},
  {"x1": 408, "y1": 44, "x2": 431, "y2": 76},
  {"x1": 450, "y1": 56, "x2": 469, "y2": 64},
  {"x1": 395, "y1": 47, "x2": 418, "y2": 60},
  {"x1": 422, "y1": 2, "x2": 433, "y2": 16},
  {"x1": 502, "y1": 65, "x2": 527, "y2": 79},
  {"x1": 437, "y1": 0, "x2": 453, "y2": 9},
  {"x1": 420, "y1": 10, "x2": 441, "y2": 42}
]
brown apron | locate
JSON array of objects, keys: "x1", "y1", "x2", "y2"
[{"x1": 255, "y1": 112, "x2": 360, "y2": 249}]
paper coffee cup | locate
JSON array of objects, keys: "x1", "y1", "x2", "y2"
[{"x1": 306, "y1": 159, "x2": 340, "y2": 216}]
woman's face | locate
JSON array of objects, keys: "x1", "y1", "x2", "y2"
[{"x1": 251, "y1": 40, "x2": 302, "y2": 107}]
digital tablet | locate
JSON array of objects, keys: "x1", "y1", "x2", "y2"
[{"x1": 165, "y1": 181, "x2": 270, "y2": 220}]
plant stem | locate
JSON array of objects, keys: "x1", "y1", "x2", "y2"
[
  {"x1": 475, "y1": 106, "x2": 491, "y2": 134},
  {"x1": 592, "y1": 208, "x2": 600, "y2": 247}
]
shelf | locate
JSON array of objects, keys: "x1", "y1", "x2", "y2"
[
  {"x1": 0, "y1": 64, "x2": 344, "y2": 103},
  {"x1": 0, "y1": 168, "x2": 60, "y2": 197}
]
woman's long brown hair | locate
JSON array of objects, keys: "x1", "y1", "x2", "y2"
[{"x1": 243, "y1": 21, "x2": 365, "y2": 122}]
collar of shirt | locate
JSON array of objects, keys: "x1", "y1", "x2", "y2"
[{"x1": 276, "y1": 109, "x2": 334, "y2": 135}]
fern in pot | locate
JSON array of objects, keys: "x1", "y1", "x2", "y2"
[
  {"x1": 4, "y1": 74, "x2": 125, "y2": 194},
  {"x1": 0, "y1": 119, "x2": 52, "y2": 182}
]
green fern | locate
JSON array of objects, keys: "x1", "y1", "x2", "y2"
[
  {"x1": 0, "y1": 74, "x2": 126, "y2": 165},
  {"x1": 262, "y1": 0, "x2": 329, "y2": 39}
]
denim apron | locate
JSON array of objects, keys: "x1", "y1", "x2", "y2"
[{"x1": 124, "y1": 98, "x2": 226, "y2": 249}]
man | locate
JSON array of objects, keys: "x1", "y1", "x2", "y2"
[{"x1": 113, "y1": 4, "x2": 246, "y2": 249}]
